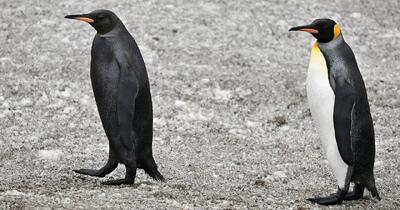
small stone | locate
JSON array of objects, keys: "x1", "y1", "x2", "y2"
[
  {"x1": 19, "y1": 98, "x2": 33, "y2": 107},
  {"x1": 174, "y1": 100, "x2": 186, "y2": 107},
  {"x1": 273, "y1": 171, "x2": 287, "y2": 178},
  {"x1": 37, "y1": 93, "x2": 49, "y2": 105},
  {"x1": 214, "y1": 86, "x2": 232, "y2": 100},
  {"x1": 351, "y1": 12, "x2": 361, "y2": 18},
  {"x1": 246, "y1": 120, "x2": 257, "y2": 127},
  {"x1": 254, "y1": 179, "x2": 266, "y2": 186},
  {"x1": 274, "y1": 115, "x2": 286, "y2": 126},
  {"x1": 200, "y1": 78, "x2": 210, "y2": 84},
  {"x1": 37, "y1": 149, "x2": 63, "y2": 160},
  {"x1": 374, "y1": 161, "x2": 383, "y2": 167}
]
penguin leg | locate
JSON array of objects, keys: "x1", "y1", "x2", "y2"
[
  {"x1": 101, "y1": 139, "x2": 137, "y2": 185},
  {"x1": 307, "y1": 187, "x2": 347, "y2": 205},
  {"x1": 74, "y1": 150, "x2": 118, "y2": 177},
  {"x1": 344, "y1": 183, "x2": 364, "y2": 200}
]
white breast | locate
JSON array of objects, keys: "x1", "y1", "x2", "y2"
[{"x1": 306, "y1": 43, "x2": 349, "y2": 188}]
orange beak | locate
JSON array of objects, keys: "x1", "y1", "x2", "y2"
[
  {"x1": 289, "y1": 25, "x2": 319, "y2": 34},
  {"x1": 65, "y1": 14, "x2": 95, "y2": 23},
  {"x1": 298, "y1": 28, "x2": 318, "y2": 34},
  {"x1": 75, "y1": 17, "x2": 95, "y2": 23}
]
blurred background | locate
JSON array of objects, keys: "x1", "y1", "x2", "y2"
[{"x1": 0, "y1": 0, "x2": 399, "y2": 209}]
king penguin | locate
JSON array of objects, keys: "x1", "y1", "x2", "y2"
[
  {"x1": 289, "y1": 19, "x2": 380, "y2": 205},
  {"x1": 65, "y1": 9, "x2": 164, "y2": 185}
]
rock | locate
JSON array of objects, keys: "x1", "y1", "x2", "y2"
[
  {"x1": 245, "y1": 120, "x2": 258, "y2": 127},
  {"x1": 174, "y1": 100, "x2": 186, "y2": 107},
  {"x1": 214, "y1": 86, "x2": 232, "y2": 100},
  {"x1": 36, "y1": 93, "x2": 49, "y2": 106},
  {"x1": 273, "y1": 171, "x2": 287, "y2": 178},
  {"x1": 374, "y1": 161, "x2": 383, "y2": 167},
  {"x1": 274, "y1": 115, "x2": 286, "y2": 126},
  {"x1": 58, "y1": 87, "x2": 71, "y2": 98},
  {"x1": 19, "y1": 98, "x2": 34, "y2": 107},
  {"x1": 254, "y1": 179, "x2": 266, "y2": 186},
  {"x1": 200, "y1": 78, "x2": 210, "y2": 84},
  {"x1": 350, "y1": 12, "x2": 361, "y2": 19},
  {"x1": 37, "y1": 149, "x2": 63, "y2": 160}
]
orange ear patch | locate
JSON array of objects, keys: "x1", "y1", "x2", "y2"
[
  {"x1": 333, "y1": 24, "x2": 341, "y2": 39},
  {"x1": 300, "y1": 28, "x2": 319, "y2": 34},
  {"x1": 76, "y1": 17, "x2": 95, "y2": 23}
]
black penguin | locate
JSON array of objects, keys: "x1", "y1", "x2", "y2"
[
  {"x1": 289, "y1": 19, "x2": 380, "y2": 205},
  {"x1": 65, "y1": 9, "x2": 164, "y2": 185}
]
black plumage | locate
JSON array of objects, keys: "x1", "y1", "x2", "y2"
[
  {"x1": 65, "y1": 9, "x2": 164, "y2": 185},
  {"x1": 320, "y1": 36, "x2": 378, "y2": 195}
]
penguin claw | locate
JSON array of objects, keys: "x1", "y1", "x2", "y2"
[
  {"x1": 73, "y1": 169, "x2": 106, "y2": 177},
  {"x1": 144, "y1": 169, "x2": 165, "y2": 182},
  {"x1": 307, "y1": 196, "x2": 343, "y2": 205},
  {"x1": 101, "y1": 179, "x2": 134, "y2": 185}
]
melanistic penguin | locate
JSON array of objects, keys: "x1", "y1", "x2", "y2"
[
  {"x1": 289, "y1": 19, "x2": 380, "y2": 205},
  {"x1": 65, "y1": 9, "x2": 164, "y2": 185}
]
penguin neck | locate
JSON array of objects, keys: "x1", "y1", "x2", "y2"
[
  {"x1": 317, "y1": 34, "x2": 345, "y2": 51},
  {"x1": 97, "y1": 21, "x2": 126, "y2": 38}
]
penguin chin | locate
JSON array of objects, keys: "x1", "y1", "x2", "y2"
[
  {"x1": 92, "y1": 19, "x2": 117, "y2": 35},
  {"x1": 312, "y1": 34, "x2": 333, "y2": 43}
]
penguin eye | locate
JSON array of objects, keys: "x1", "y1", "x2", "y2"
[{"x1": 97, "y1": 15, "x2": 106, "y2": 20}]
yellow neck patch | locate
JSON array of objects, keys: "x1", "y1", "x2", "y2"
[
  {"x1": 333, "y1": 24, "x2": 341, "y2": 40},
  {"x1": 311, "y1": 42, "x2": 320, "y2": 56},
  {"x1": 309, "y1": 42, "x2": 328, "y2": 76}
]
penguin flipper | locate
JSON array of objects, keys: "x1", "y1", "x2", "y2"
[
  {"x1": 333, "y1": 80, "x2": 355, "y2": 166},
  {"x1": 116, "y1": 58, "x2": 139, "y2": 151}
]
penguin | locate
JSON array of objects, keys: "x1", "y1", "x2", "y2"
[
  {"x1": 289, "y1": 19, "x2": 380, "y2": 205},
  {"x1": 65, "y1": 9, "x2": 164, "y2": 185}
]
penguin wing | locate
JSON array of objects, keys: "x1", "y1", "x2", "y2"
[
  {"x1": 116, "y1": 56, "x2": 139, "y2": 151},
  {"x1": 333, "y1": 78, "x2": 355, "y2": 166}
]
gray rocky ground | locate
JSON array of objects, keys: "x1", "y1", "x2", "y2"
[{"x1": 0, "y1": 0, "x2": 399, "y2": 209}]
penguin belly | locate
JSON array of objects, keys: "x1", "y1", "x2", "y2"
[
  {"x1": 306, "y1": 43, "x2": 349, "y2": 189},
  {"x1": 90, "y1": 41, "x2": 121, "y2": 141}
]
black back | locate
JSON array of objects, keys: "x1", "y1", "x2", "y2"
[{"x1": 319, "y1": 34, "x2": 375, "y2": 179}]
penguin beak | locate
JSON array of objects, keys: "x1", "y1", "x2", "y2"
[
  {"x1": 64, "y1": 14, "x2": 95, "y2": 23},
  {"x1": 289, "y1": 25, "x2": 319, "y2": 34}
]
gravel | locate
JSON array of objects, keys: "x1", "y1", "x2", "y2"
[{"x1": 0, "y1": 0, "x2": 399, "y2": 209}]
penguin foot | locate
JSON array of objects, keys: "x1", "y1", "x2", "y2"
[
  {"x1": 307, "y1": 187, "x2": 347, "y2": 205},
  {"x1": 73, "y1": 169, "x2": 106, "y2": 177},
  {"x1": 344, "y1": 183, "x2": 365, "y2": 201},
  {"x1": 307, "y1": 196, "x2": 343, "y2": 205},
  {"x1": 343, "y1": 191, "x2": 364, "y2": 201},
  {"x1": 101, "y1": 178, "x2": 134, "y2": 185}
]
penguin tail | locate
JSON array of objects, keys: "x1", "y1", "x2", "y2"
[
  {"x1": 368, "y1": 185, "x2": 381, "y2": 200},
  {"x1": 365, "y1": 176, "x2": 381, "y2": 200},
  {"x1": 144, "y1": 168, "x2": 165, "y2": 182}
]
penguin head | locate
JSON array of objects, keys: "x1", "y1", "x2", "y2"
[
  {"x1": 65, "y1": 9, "x2": 120, "y2": 34},
  {"x1": 289, "y1": 19, "x2": 341, "y2": 43}
]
